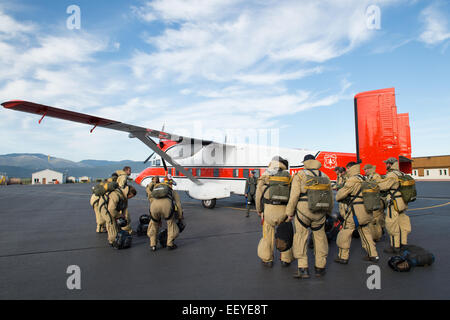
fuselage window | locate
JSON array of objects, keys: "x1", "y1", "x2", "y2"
[
  {"x1": 243, "y1": 169, "x2": 249, "y2": 178},
  {"x1": 233, "y1": 169, "x2": 239, "y2": 178},
  {"x1": 253, "y1": 169, "x2": 260, "y2": 178},
  {"x1": 213, "y1": 168, "x2": 220, "y2": 177}
]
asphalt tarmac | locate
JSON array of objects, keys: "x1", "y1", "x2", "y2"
[{"x1": 0, "y1": 181, "x2": 449, "y2": 300}]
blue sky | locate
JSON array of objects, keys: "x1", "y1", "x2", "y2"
[{"x1": 0, "y1": 0, "x2": 449, "y2": 161}]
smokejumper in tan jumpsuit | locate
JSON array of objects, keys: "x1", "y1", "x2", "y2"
[
  {"x1": 256, "y1": 159, "x2": 294, "y2": 266},
  {"x1": 378, "y1": 159, "x2": 411, "y2": 251},
  {"x1": 285, "y1": 159, "x2": 330, "y2": 275},
  {"x1": 147, "y1": 182, "x2": 183, "y2": 248},
  {"x1": 335, "y1": 164, "x2": 379, "y2": 262}
]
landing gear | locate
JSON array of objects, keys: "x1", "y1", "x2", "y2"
[{"x1": 202, "y1": 199, "x2": 216, "y2": 209}]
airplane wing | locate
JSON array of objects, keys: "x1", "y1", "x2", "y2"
[{"x1": 1, "y1": 100, "x2": 220, "y2": 185}]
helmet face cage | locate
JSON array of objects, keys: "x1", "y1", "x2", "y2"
[
  {"x1": 139, "y1": 215, "x2": 150, "y2": 225},
  {"x1": 116, "y1": 217, "x2": 128, "y2": 228}
]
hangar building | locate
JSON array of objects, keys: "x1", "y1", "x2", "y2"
[{"x1": 32, "y1": 169, "x2": 66, "y2": 185}]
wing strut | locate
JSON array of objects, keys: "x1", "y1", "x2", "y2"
[{"x1": 133, "y1": 132, "x2": 202, "y2": 185}]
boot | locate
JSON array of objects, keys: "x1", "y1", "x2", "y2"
[
  {"x1": 384, "y1": 246, "x2": 400, "y2": 254},
  {"x1": 294, "y1": 268, "x2": 310, "y2": 279},
  {"x1": 363, "y1": 256, "x2": 380, "y2": 263},
  {"x1": 167, "y1": 244, "x2": 178, "y2": 251},
  {"x1": 334, "y1": 257, "x2": 349, "y2": 264},
  {"x1": 280, "y1": 261, "x2": 291, "y2": 268},
  {"x1": 261, "y1": 261, "x2": 273, "y2": 268},
  {"x1": 314, "y1": 267, "x2": 326, "y2": 277}
]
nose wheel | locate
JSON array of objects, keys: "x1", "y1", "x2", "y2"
[{"x1": 202, "y1": 199, "x2": 216, "y2": 209}]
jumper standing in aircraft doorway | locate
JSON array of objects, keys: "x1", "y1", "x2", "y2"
[{"x1": 245, "y1": 171, "x2": 257, "y2": 217}]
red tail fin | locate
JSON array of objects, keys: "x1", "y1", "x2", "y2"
[{"x1": 354, "y1": 88, "x2": 412, "y2": 174}]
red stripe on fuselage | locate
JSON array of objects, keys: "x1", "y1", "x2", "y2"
[{"x1": 134, "y1": 152, "x2": 356, "y2": 185}]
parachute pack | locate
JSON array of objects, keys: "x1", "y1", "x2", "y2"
[
  {"x1": 92, "y1": 181, "x2": 119, "y2": 197},
  {"x1": 395, "y1": 172, "x2": 417, "y2": 203},
  {"x1": 358, "y1": 176, "x2": 382, "y2": 213},
  {"x1": 261, "y1": 171, "x2": 291, "y2": 210},
  {"x1": 266, "y1": 171, "x2": 291, "y2": 202},
  {"x1": 275, "y1": 221, "x2": 294, "y2": 252},
  {"x1": 304, "y1": 170, "x2": 333, "y2": 214},
  {"x1": 113, "y1": 230, "x2": 132, "y2": 249},
  {"x1": 151, "y1": 183, "x2": 172, "y2": 199}
]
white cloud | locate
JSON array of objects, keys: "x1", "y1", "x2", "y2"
[
  {"x1": 0, "y1": 9, "x2": 35, "y2": 38},
  {"x1": 131, "y1": 0, "x2": 384, "y2": 81},
  {"x1": 233, "y1": 67, "x2": 324, "y2": 85},
  {"x1": 133, "y1": 0, "x2": 242, "y2": 23},
  {"x1": 418, "y1": 2, "x2": 450, "y2": 45}
]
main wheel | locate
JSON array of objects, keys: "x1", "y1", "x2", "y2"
[{"x1": 202, "y1": 199, "x2": 216, "y2": 209}]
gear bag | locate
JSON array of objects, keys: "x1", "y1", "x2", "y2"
[
  {"x1": 304, "y1": 170, "x2": 333, "y2": 214},
  {"x1": 158, "y1": 221, "x2": 184, "y2": 247},
  {"x1": 400, "y1": 245, "x2": 435, "y2": 267},
  {"x1": 151, "y1": 183, "x2": 172, "y2": 199},
  {"x1": 325, "y1": 215, "x2": 343, "y2": 242},
  {"x1": 92, "y1": 181, "x2": 119, "y2": 197},
  {"x1": 388, "y1": 245, "x2": 435, "y2": 272},
  {"x1": 113, "y1": 230, "x2": 132, "y2": 249},
  {"x1": 136, "y1": 223, "x2": 148, "y2": 236},
  {"x1": 177, "y1": 220, "x2": 186, "y2": 233},
  {"x1": 359, "y1": 175, "x2": 382, "y2": 213},
  {"x1": 396, "y1": 172, "x2": 417, "y2": 203},
  {"x1": 275, "y1": 221, "x2": 294, "y2": 252},
  {"x1": 388, "y1": 256, "x2": 412, "y2": 272},
  {"x1": 136, "y1": 214, "x2": 150, "y2": 236}
]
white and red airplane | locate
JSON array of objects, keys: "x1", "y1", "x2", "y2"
[{"x1": 2, "y1": 88, "x2": 412, "y2": 209}]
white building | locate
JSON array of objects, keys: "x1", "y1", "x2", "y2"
[
  {"x1": 412, "y1": 168, "x2": 449, "y2": 180},
  {"x1": 67, "y1": 176, "x2": 77, "y2": 183},
  {"x1": 32, "y1": 169, "x2": 65, "y2": 185},
  {"x1": 412, "y1": 155, "x2": 450, "y2": 180},
  {"x1": 79, "y1": 176, "x2": 91, "y2": 183}
]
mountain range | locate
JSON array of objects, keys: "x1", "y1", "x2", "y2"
[{"x1": 0, "y1": 153, "x2": 149, "y2": 179}]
